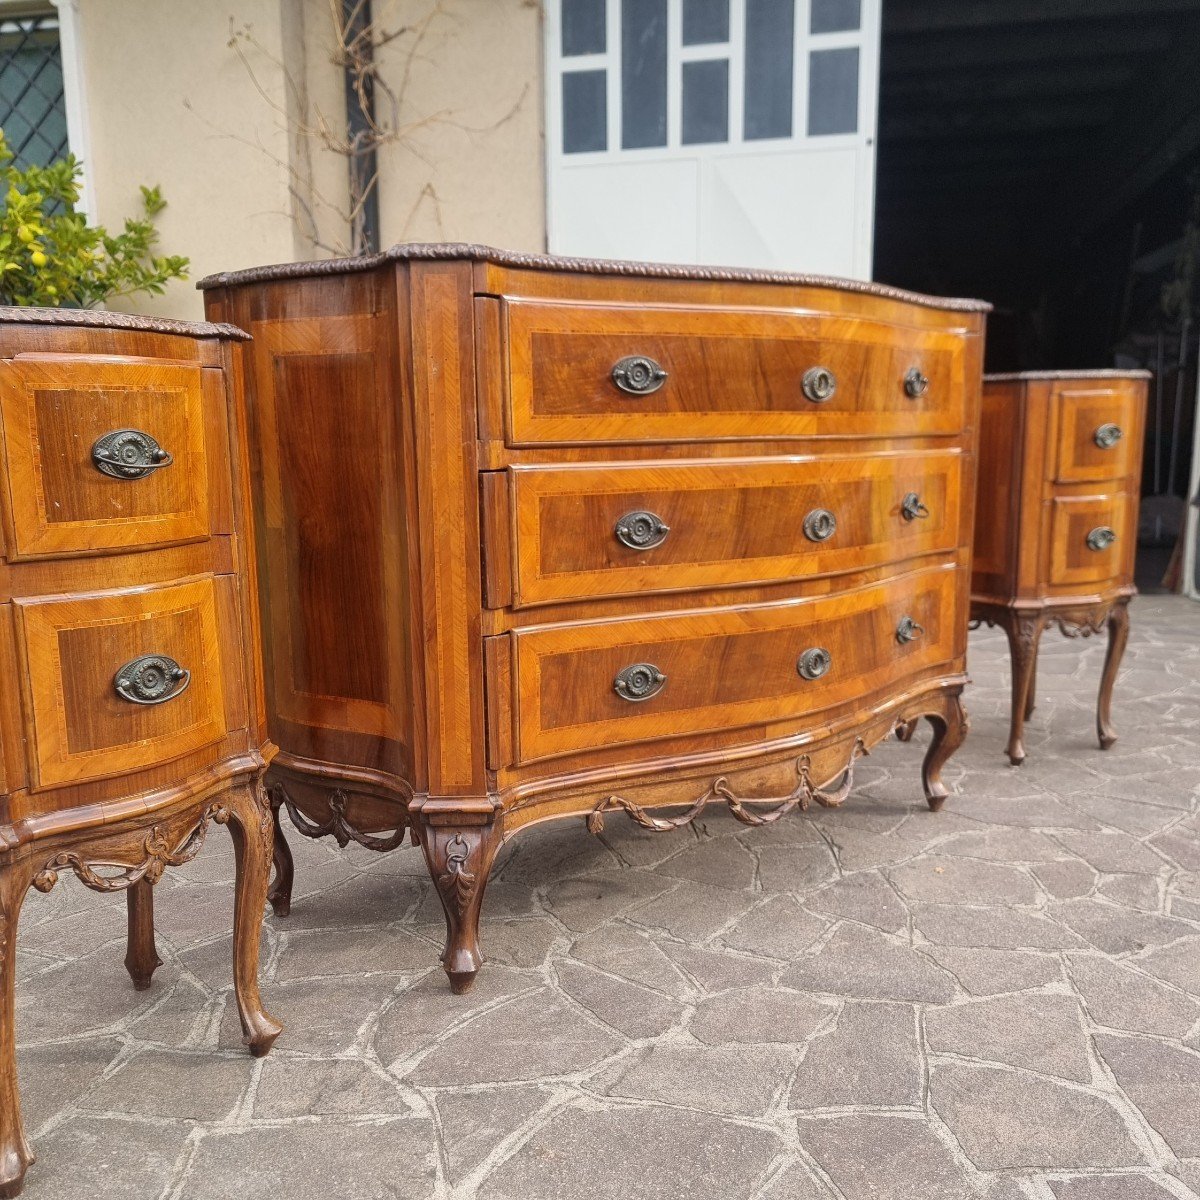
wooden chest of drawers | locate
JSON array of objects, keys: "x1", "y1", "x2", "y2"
[
  {"x1": 969, "y1": 370, "x2": 1149, "y2": 764},
  {"x1": 201, "y1": 245, "x2": 987, "y2": 994},
  {"x1": 0, "y1": 309, "x2": 279, "y2": 1199}
]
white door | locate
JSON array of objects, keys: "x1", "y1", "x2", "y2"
[{"x1": 545, "y1": 0, "x2": 880, "y2": 278}]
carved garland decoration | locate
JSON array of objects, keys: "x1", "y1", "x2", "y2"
[
  {"x1": 587, "y1": 740, "x2": 867, "y2": 835},
  {"x1": 437, "y1": 834, "x2": 477, "y2": 919},
  {"x1": 1053, "y1": 613, "x2": 1109, "y2": 639},
  {"x1": 273, "y1": 783, "x2": 407, "y2": 853}
]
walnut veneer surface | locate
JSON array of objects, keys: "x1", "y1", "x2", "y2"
[
  {"x1": 200, "y1": 244, "x2": 988, "y2": 994},
  {"x1": 969, "y1": 370, "x2": 1150, "y2": 764},
  {"x1": 0, "y1": 309, "x2": 280, "y2": 1198}
]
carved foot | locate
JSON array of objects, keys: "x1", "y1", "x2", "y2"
[
  {"x1": 225, "y1": 783, "x2": 282, "y2": 1056},
  {"x1": 1097, "y1": 599, "x2": 1130, "y2": 751},
  {"x1": 124, "y1": 878, "x2": 162, "y2": 991},
  {"x1": 0, "y1": 863, "x2": 35, "y2": 1198},
  {"x1": 922, "y1": 690, "x2": 969, "y2": 811},
  {"x1": 895, "y1": 718, "x2": 918, "y2": 743},
  {"x1": 1003, "y1": 611, "x2": 1043, "y2": 766},
  {"x1": 267, "y1": 790, "x2": 294, "y2": 919},
  {"x1": 416, "y1": 814, "x2": 502, "y2": 994}
]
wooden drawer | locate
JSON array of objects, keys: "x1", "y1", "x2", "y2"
[
  {"x1": 505, "y1": 565, "x2": 958, "y2": 765},
  {"x1": 0, "y1": 357, "x2": 217, "y2": 559},
  {"x1": 1047, "y1": 494, "x2": 1134, "y2": 589},
  {"x1": 487, "y1": 452, "x2": 964, "y2": 607},
  {"x1": 500, "y1": 300, "x2": 968, "y2": 446},
  {"x1": 14, "y1": 576, "x2": 231, "y2": 790},
  {"x1": 1051, "y1": 382, "x2": 1141, "y2": 484}
]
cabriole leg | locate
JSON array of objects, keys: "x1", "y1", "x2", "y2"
[
  {"x1": 1097, "y1": 599, "x2": 1131, "y2": 751},
  {"x1": 0, "y1": 861, "x2": 34, "y2": 1199},
  {"x1": 267, "y1": 789, "x2": 294, "y2": 919},
  {"x1": 224, "y1": 785, "x2": 282, "y2": 1056},
  {"x1": 922, "y1": 689, "x2": 970, "y2": 812},
  {"x1": 124, "y1": 877, "x2": 162, "y2": 991},
  {"x1": 416, "y1": 814, "x2": 503, "y2": 995},
  {"x1": 1004, "y1": 611, "x2": 1043, "y2": 766}
]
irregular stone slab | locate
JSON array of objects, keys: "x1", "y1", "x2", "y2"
[
  {"x1": 657, "y1": 835, "x2": 758, "y2": 890},
  {"x1": 930, "y1": 1064, "x2": 1146, "y2": 1170},
  {"x1": 755, "y1": 843, "x2": 840, "y2": 894},
  {"x1": 1096, "y1": 874, "x2": 1160, "y2": 911},
  {"x1": 912, "y1": 904, "x2": 1087, "y2": 950},
  {"x1": 1052, "y1": 832, "x2": 1170, "y2": 875},
  {"x1": 790, "y1": 1001, "x2": 921, "y2": 1108},
  {"x1": 939, "y1": 828, "x2": 1066, "y2": 864},
  {"x1": 1048, "y1": 1175, "x2": 1182, "y2": 1199},
  {"x1": 757, "y1": 1160, "x2": 837, "y2": 1199},
  {"x1": 255, "y1": 1058, "x2": 408, "y2": 1119},
  {"x1": 925, "y1": 993, "x2": 1091, "y2": 1082},
  {"x1": 661, "y1": 940, "x2": 776, "y2": 992},
  {"x1": 627, "y1": 877, "x2": 755, "y2": 941},
  {"x1": 16, "y1": 1037, "x2": 121, "y2": 1131},
  {"x1": 822, "y1": 827, "x2": 922, "y2": 871},
  {"x1": 1094, "y1": 1034, "x2": 1200, "y2": 1157},
  {"x1": 953, "y1": 794, "x2": 1103, "y2": 831},
  {"x1": 1066, "y1": 955, "x2": 1200, "y2": 1038},
  {"x1": 1050, "y1": 900, "x2": 1194, "y2": 955},
  {"x1": 1149, "y1": 828, "x2": 1200, "y2": 872},
  {"x1": 1032, "y1": 860, "x2": 1097, "y2": 900},
  {"x1": 722, "y1": 895, "x2": 829, "y2": 960},
  {"x1": 692, "y1": 986, "x2": 834, "y2": 1046},
  {"x1": 478, "y1": 1104, "x2": 781, "y2": 1199},
  {"x1": 405, "y1": 988, "x2": 624, "y2": 1085},
  {"x1": 799, "y1": 1114, "x2": 979, "y2": 1200},
  {"x1": 1137, "y1": 936, "x2": 1200, "y2": 997},
  {"x1": 806, "y1": 872, "x2": 908, "y2": 933},
  {"x1": 178, "y1": 1119, "x2": 438, "y2": 1199},
  {"x1": 782, "y1": 924, "x2": 957, "y2": 1003},
  {"x1": 605, "y1": 1042, "x2": 794, "y2": 1117},
  {"x1": 78, "y1": 1048, "x2": 253, "y2": 1121},
  {"x1": 545, "y1": 869, "x2": 675, "y2": 933},
  {"x1": 1065, "y1": 792, "x2": 1184, "y2": 837},
  {"x1": 499, "y1": 820, "x2": 621, "y2": 886},
  {"x1": 274, "y1": 924, "x2": 436, "y2": 980},
  {"x1": 891, "y1": 855, "x2": 1038, "y2": 905},
  {"x1": 570, "y1": 925, "x2": 691, "y2": 997},
  {"x1": 556, "y1": 961, "x2": 683, "y2": 1040},
  {"x1": 436, "y1": 1084, "x2": 547, "y2": 1183},
  {"x1": 923, "y1": 947, "x2": 1063, "y2": 996}
]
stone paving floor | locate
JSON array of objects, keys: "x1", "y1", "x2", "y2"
[{"x1": 12, "y1": 595, "x2": 1200, "y2": 1199}]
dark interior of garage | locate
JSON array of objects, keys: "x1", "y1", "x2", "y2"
[{"x1": 872, "y1": 0, "x2": 1200, "y2": 591}]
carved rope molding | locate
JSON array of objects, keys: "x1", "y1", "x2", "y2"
[
  {"x1": 587, "y1": 740, "x2": 868, "y2": 835},
  {"x1": 273, "y1": 783, "x2": 408, "y2": 853},
  {"x1": 33, "y1": 801, "x2": 232, "y2": 894}
]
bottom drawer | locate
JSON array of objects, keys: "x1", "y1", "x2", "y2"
[
  {"x1": 1048, "y1": 494, "x2": 1133, "y2": 589},
  {"x1": 508, "y1": 565, "x2": 960, "y2": 765},
  {"x1": 14, "y1": 576, "x2": 231, "y2": 790}
]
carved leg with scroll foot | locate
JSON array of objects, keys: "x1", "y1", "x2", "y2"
[
  {"x1": 1003, "y1": 611, "x2": 1043, "y2": 766},
  {"x1": 0, "y1": 861, "x2": 35, "y2": 1199},
  {"x1": 224, "y1": 784, "x2": 282, "y2": 1056},
  {"x1": 1025, "y1": 649, "x2": 1038, "y2": 720},
  {"x1": 922, "y1": 689, "x2": 969, "y2": 812},
  {"x1": 267, "y1": 789, "x2": 294, "y2": 919},
  {"x1": 415, "y1": 813, "x2": 503, "y2": 995},
  {"x1": 1097, "y1": 598, "x2": 1130, "y2": 751},
  {"x1": 124, "y1": 877, "x2": 162, "y2": 991}
]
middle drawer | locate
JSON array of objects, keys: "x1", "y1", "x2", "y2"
[{"x1": 484, "y1": 453, "x2": 964, "y2": 608}]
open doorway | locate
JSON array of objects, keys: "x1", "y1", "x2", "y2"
[{"x1": 872, "y1": 0, "x2": 1200, "y2": 593}]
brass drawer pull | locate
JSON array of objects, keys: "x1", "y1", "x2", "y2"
[
  {"x1": 611, "y1": 355, "x2": 668, "y2": 395},
  {"x1": 802, "y1": 367, "x2": 837, "y2": 403},
  {"x1": 614, "y1": 662, "x2": 666, "y2": 702},
  {"x1": 803, "y1": 508, "x2": 837, "y2": 542},
  {"x1": 797, "y1": 647, "x2": 832, "y2": 680},
  {"x1": 1087, "y1": 526, "x2": 1117, "y2": 552},
  {"x1": 1094, "y1": 423, "x2": 1123, "y2": 449},
  {"x1": 615, "y1": 510, "x2": 670, "y2": 550},
  {"x1": 113, "y1": 654, "x2": 191, "y2": 705},
  {"x1": 92, "y1": 429, "x2": 174, "y2": 479},
  {"x1": 896, "y1": 616, "x2": 924, "y2": 644},
  {"x1": 901, "y1": 492, "x2": 930, "y2": 521},
  {"x1": 904, "y1": 368, "x2": 929, "y2": 398}
]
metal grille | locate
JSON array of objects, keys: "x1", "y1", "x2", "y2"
[{"x1": 0, "y1": 12, "x2": 67, "y2": 168}]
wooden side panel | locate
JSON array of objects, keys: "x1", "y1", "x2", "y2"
[{"x1": 971, "y1": 378, "x2": 1020, "y2": 599}]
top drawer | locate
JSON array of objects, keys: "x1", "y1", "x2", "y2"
[
  {"x1": 498, "y1": 300, "x2": 969, "y2": 447},
  {"x1": 0, "y1": 357, "x2": 217, "y2": 560},
  {"x1": 1050, "y1": 382, "x2": 1142, "y2": 485}
]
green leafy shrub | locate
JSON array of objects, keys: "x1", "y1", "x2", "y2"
[{"x1": 0, "y1": 131, "x2": 188, "y2": 307}]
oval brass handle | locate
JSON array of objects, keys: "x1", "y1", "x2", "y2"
[
  {"x1": 615, "y1": 510, "x2": 670, "y2": 550},
  {"x1": 797, "y1": 647, "x2": 832, "y2": 681},
  {"x1": 113, "y1": 654, "x2": 191, "y2": 705},
  {"x1": 92, "y1": 429, "x2": 174, "y2": 480},
  {"x1": 801, "y1": 366, "x2": 837, "y2": 403},
  {"x1": 1094, "y1": 423, "x2": 1123, "y2": 449},
  {"x1": 614, "y1": 662, "x2": 666, "y2": 702},
  {"x1": 1087, "y1": 526, "x2": 1117, "y2": 552},
  {"x1": 611, "y1": 355, "x2": 668, "y2": 395},
  {"x1": 904, "y1": 368, "x2": 930, "y2": 398},
  {"x1": 803, "y1": 509, "x2": 837, "y2": 542},
  {"x1": 896, "y1": 616, "x2": 925, "y2": 644}
]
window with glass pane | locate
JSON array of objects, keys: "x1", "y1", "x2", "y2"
[
  {"x1": 621, "y1": 0, "x2": 668, "y2": 148},
  {"x1": 682, "y1": 59, "x2": 729, "y2": 144},
  {"x1": 563, "y1": 70, "x2": 608, "y2": 153},
  {"x1": 0, "y1": 14, "x2": 67, "y2": 169},
  {"x1": 808, "y1": 46, "x2": 858, "y2": 135},
  {"x1": 683, "y1": 0, "x2": 729, "y2": 45},
  {"x1": 744, "y1": 0, "x2": 794, "y2": 141},
  {"x1": 810, "y1": 0, "x2": 861, "y2": 34},
  {"x1": 562, "y1": 0, "x2": 607, "y2": 55}
]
